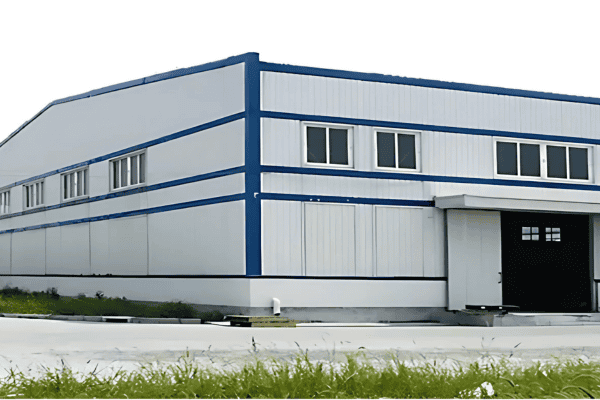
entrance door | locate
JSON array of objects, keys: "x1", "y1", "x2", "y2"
[{"x1": 501, "y1": 212, "x2": 591, "y2": 312}]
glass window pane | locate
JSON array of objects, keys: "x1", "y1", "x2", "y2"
[
  {"x1": 64, "y1": 175, "x2": 68, "y2": 199},
  {"x1": 497, "y1": 142, "x2": 517, "y2": 175},
  {"x1": 40, "y1": 182, "x2": 43, "y2": 204},
  {"x1": 522, "y1": 227, "x2": 530, "y2": 234},
  {"x1": 77, "y1": 171, "x2": 83, "y2": 196},
  {"x1": 532, "y1": 234, "x2": 539, "y2": 241},
  {"x1": 121, "y1": 159, "x2": 128, "y2": 187},
  {"x1": 520, "y1": 143, "x2": 540, "y2": 176},
  {"x1": 398, "y1": 134, "x2": 416, "y2": 169},
  {"x1": 113, "y1": 162, "x2": 119, "y2": 189},
  {"x1": 329, "y1": 129, "x2": 348, "y2": 165},
  {"x1": 532, "y1": 227, "x2": 539, "y2": 233},
  {"x1": 546, "y1": 234, "x2": 552, "y2": 241},
  {"x1": 131, "y1": 155, "x2": 138, "y2": 185},
  {"x1": 377, "y1": 132, "x2": 395, "y2": 167},
  {"x1": 25, "y1": 187, "x2": 29, "y2": 208},
  {"x1": 522, "y1": 235, "x2": 530, "y2": 240},
  {"x1": 569, "y1": 147, "x2": 588, "y2": 180},
  {"x1": 547, "y1": 145, "x2": 567, "y2": 178},
  {"x1": 306, "y1": 127, "x2": 327, "y2": 163},
  {"x1": 552, "y1": 227, "x2": 560, "y2": 232},
  {"x1": 139, "y1": 153, "x2": 145, "y2": 183},
  {"x1": 70, "y1": 174, "x2": 74, "y2": 198},
  {"x1": 546, "y1": 227, "x2": 551, "y2": 232}
]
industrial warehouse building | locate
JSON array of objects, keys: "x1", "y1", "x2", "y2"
[{"x1": 1, "y1": 52, "x2": 599, "y2": 322}]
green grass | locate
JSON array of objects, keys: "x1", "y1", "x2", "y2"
[
  {"x1": 0, "y1": 287, "x2": 224, "y2": 321},
  {"x1": 0, "y1": 351, "x2": 599, "y2": 398}
]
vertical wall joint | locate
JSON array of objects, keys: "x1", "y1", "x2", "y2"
[{"x1": 244, "y1": 53, "x2": 261, "y2": 276}]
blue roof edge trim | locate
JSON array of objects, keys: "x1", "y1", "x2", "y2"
[
  {"x1": 1, "y1": 52, "x2": 259, "y2": 149},
  {"x1": 260, "y1": 61, "x2": 600, "y2": 106}
]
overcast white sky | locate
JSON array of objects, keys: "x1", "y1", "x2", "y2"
[{"x1": 1, "y1": 1, "x2": 599, "y2": 141}]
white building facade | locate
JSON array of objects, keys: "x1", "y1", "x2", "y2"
[{"x1": 1, "y1": 53, "x2": 599, "y2": 321}]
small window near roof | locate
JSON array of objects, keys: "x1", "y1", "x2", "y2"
[
  {"x1": 375, "y1": 131, "x2": 418, "y2": 170},
  {"x1": 111, "y1": 150, "x2": 146, "y2": 191},
  {"x1": 0, "y1": 190, "x2": 9, "y2": 215},
  {"x1": 23, "y1": 180, "x2": 44, "y2": 209},
  {"x1": 62, "y1": 168, "x2": 88, "y2": 202},
  {"x1": 305, "y1": 125, "x2": 352, "y2": 166}
]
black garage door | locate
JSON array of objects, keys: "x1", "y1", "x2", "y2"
[{"x1": 501, "y1": 211, "x2": 592, "y2": 312}]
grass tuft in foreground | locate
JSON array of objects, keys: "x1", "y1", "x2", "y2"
[
  {"x1": 0, "y1": 287, "x2": 223, "y2": 321},
  {"x1": 0, "y1": 351, "x2": 599, "y2": 398}
]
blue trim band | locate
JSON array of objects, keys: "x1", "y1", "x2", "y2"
[
  {"x1": 260, "y1": 61, "x2": 600, "y2": 106},
  {"x1": 1, "y1": 112, "x2": 245, "y2": 191},
  {"x1": 0, "y1": 166, "x2": 244, "y2": 221},
  {"x1": 0, "y1": 193, "x2": 245, "y2": 235},
  {"x1": 2, "y1": 53, "x2": 258, "y2": 150},
  {"x1": 0, "y1": 274, "x2": 446, "y2": 280},
  {"x1": 245, "y1": 54, "x2": 262, "y2": 276},
  {"x1": 261, "y1": 165, "x2": 600, "y2": 193},
  {"x1": 260, "y1": 193, "x2": 434, "y2": 207},
  {"x1": 261, "y1": 111, "x2": 600, "y2": 145}
]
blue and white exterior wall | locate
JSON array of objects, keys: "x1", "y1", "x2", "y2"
[{"x1": 1, "y1": 52, "x2": 600, "y2": 321}]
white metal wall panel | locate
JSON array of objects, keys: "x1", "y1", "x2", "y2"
[
  {"x1": 0, "y1": 233, "x2": 10, "y2": 274},
  {"x1": 45, "y1": 224, "x2": 90, "y2": 275},
  {"x1": 261, "y1": 118, "x2": 301, "y2": 167},
  {"x1": 354, "y1": 204, "x2": 373, "y2": 277},
  {"x1": 305, "y1": 203, "x2": 355, "y2": 276},
  {"x1": 90, "y1": 216, "x2": 148, "y2": 275},
  {"x1": 0, "y1": 63, "x2": 245, "y2": 188},
  {"x1": 88, "y1": 161, "x2": 110, "y2": 198},
  {"x1": 262, "y1": 72, "x2": 600, "y2": 140},
  {"x1": 423, "y1": 207, "x2": 445, "y2": 277},
  {"x1": 261, "y1": 200, "x2": 302, "y2": 276},
  {"x1": 148, "y1": 201, "x2": 245, "y2": 275},
  {"x1": 147, "y1": 119, "x2": 245, "y2": 184},
  {"x1": 375, "y1": 207, "x2": 424, "y2": 276},
  {"x1": 12, "y1": 230, "x2": 46, "y2": 275}
]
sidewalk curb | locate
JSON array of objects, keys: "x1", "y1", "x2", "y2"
[{"x1": 0, "y1": 313, "x2": 203, "y2": 324}]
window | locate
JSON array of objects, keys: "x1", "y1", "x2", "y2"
[
  {"x1": 546, "y1": 227, "x2": 561, "y2": 242},
  {"x1": 304, "y1": 124, "x2": 353, "y2": 167},
  {"x1": 0, "y1": 190, "x2": 9, "y2": 215},
  {"x1": 494, "y1": 138, "x2": 591, "y2": 182},
  {"x1": 110, "y1": 150, "x2": 146, "y2": 190},
  {"x1": 23, "y1": 180, "x2": 44, "y2": 209},
  {"x1": 61, "y1": 168, "x2": 88, "y2": 202},
  {"x1": 522, "y1": 226, "x2": 539, "y2": 241},
  {"x1": 375, "y1": 130, "x2": 419, "y2": 170}
]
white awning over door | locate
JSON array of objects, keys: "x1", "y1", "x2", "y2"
[{"x1": 436, "y1": 195, "x2": 600, "y2": 214}]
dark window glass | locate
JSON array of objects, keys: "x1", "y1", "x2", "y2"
[
  {"x1": 307, "y1": 127, "x2": 326, "y2": 163},
  {"x1": 520, "y1": 143, "x2": 540, "y2": 177},
  {"x1": 329, "y1": 128, "x2": 348, "y2": 165},
  {"x1": 547, "y1": 146, "x2": 567, "y2": 178},
  {"x1": 497, "y1": 142, "x2": 517, "y2": 175},
  {"x1": 398, "y1": 134, "x2": 416, "y2": 169},
  {"x1": 569, "y1": 147, "x2": 588, "y2": 180},
  {"x1": 377, "y1": 132, "x2": 395, "y2": 167}
]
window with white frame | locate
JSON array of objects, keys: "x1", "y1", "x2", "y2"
[
  {"x1": 23, "y1": 180, "x2": 44, "y2": 209},
  {"x1": 494, "y1": 138, "x2": 592, "y2": 182},
  {"x1": 304, "y1": 124, "x2": 353, "y2": 167},
  {"x1": 61, "y1": 168, "x2": 88, "y2": 202},
  {"x1": 0, "y1": 190, "x2": 9, "y2": 214},
  {"x1": 375, "y1": 129, "x2": 420, "y2": 171},
  {"x1": 110, "y1": 150, "x2": 146, "y2": 190}
]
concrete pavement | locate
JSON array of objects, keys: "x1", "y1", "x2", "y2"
[{"x1": 1, "y1": 318, "x2": 600, "y2": 378}]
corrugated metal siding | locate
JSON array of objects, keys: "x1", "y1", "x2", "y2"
[
  {"x1": 305, "y1": 203, "x2": 355, "y2": 276},
  {"x1": 375, "y1": 207, "x2": 423, "y2": 276},
  {"x1": 262, "y1": 72, "x2": 600, "y2": 139},
  {"x1": 262, "y1": 200, "x2": 302, "y2": 276}
]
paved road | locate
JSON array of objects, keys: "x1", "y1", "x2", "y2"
[{"x1": 2, "y1": 319, "x2": 600, "y2": 378}]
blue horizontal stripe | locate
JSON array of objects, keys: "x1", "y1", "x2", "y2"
[
  {"x1": 0, "y1": 274, "x2": 446, "y2": 280},
  {"x1": 260, "y1": 193, "x2": 434, "y2": 207},
  {"x1": 261, "y1": 165, "x2": 600, "y2": 192},
  {"x1": 2, "y1": 53, "x2": 258, "y2": 149},
  {"x1": 261, "y1": 61, "x2": 600, "y2": 106},
  {"x1": 0, "y1": 112, "x2": 245, "y2": 191},
  {"x1": 0, "y1": 166, "x2": 245, "y2": 221},
  {"x1": 261, "y1": 111, "x2": 600, "y2": 145},
  {"x1": 0, "y1": 193, "x2": 244, "y2": 235}
]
